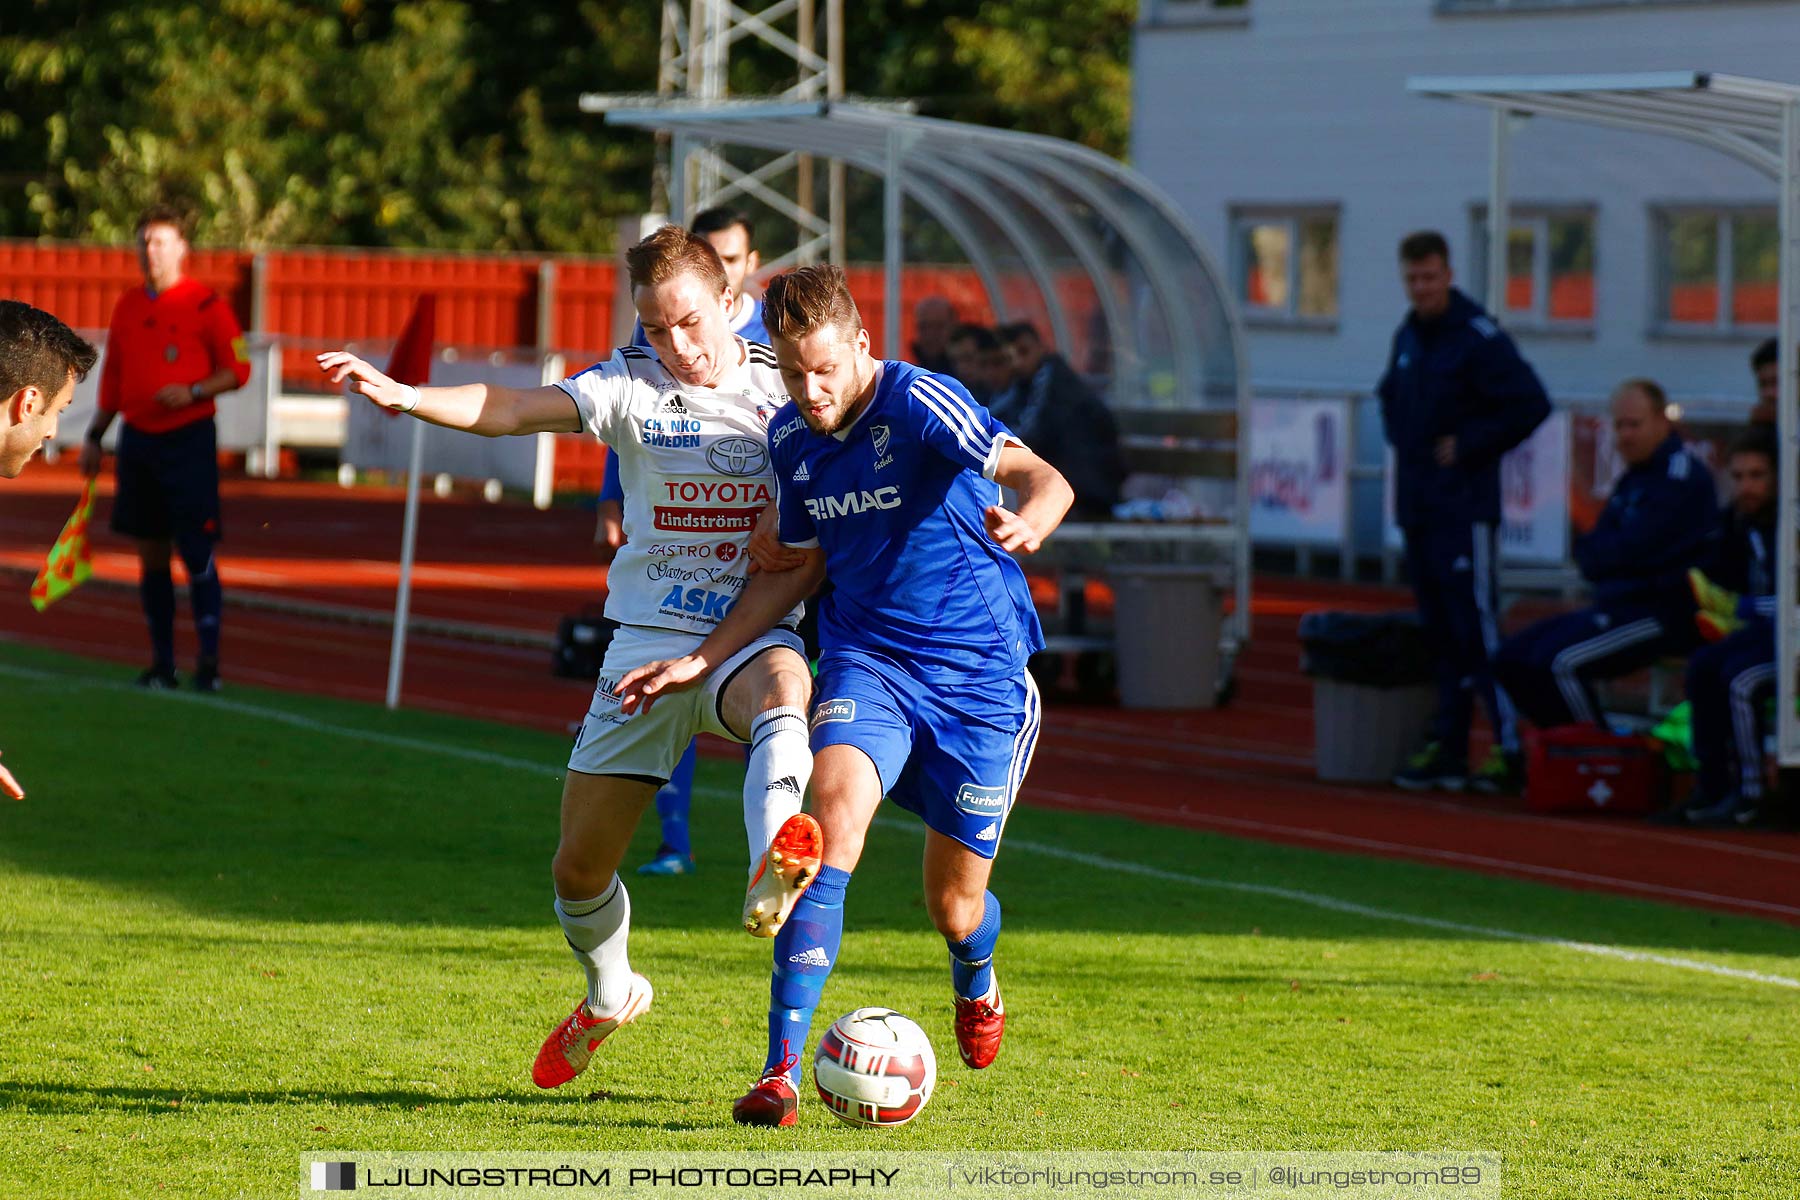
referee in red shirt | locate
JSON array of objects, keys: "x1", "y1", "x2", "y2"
[{"x1": 78, "y1": 206, "x2": 251, "y2": 692}]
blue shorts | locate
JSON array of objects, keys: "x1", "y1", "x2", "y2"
[
  {"x1": 809, "y1": 651, "x2": 1042, "y2": 858},
  {"x1": 111, "y1": 420, "x2": 222, "y2": 542}
]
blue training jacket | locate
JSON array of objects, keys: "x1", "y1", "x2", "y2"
[
  {"x1": 1708, "y1": 500, "x2": 1778, "y2": 620},
  {"x1": 1575, "y1": 433, "x2": 1720, "y2": 608},
  {"x1": 1377, "y1": 289, "x2": 1551, "y2": 529}
]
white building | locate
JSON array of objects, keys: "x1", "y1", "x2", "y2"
[{"x1": 1133, "y1": 0, "x2": 1798, "y2": 409}]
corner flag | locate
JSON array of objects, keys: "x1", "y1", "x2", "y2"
[
  {"x1": 29, "y1": 478, "x2": 97, "y2": 612},
  {"x1": 376, "y1": 294, "x2": 437, "y2": 418}
]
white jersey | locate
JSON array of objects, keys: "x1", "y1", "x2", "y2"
[{"x1": 556, "y1": 337, "x2": 801, "y2": 636}]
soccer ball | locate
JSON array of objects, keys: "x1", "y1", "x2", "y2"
[{"x1": 813, "y1": 1007, "x2": 936, "y2": 1127}]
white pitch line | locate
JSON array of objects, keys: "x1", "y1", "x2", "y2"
[
  {"x1": 3, "y1": 658, "x2": 1795, "y2": 990},
  {"x1": 0, "y1": 660, "x2": 564, "y2": 779},
  {"x1": 982, "y1": 832, "x2": 1800, "y2": 991}
]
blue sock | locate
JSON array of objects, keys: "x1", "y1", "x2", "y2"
[
  {"x1": 655, "y1": 741, "x2": 697, "y2": 858},
  {"x1": 140, "y1": 567, "x2": 176, "y2": 671},
  {"x1": 177, "y1": 534, "x2": 222, "y2": 662},
  {"x1": 765, "y1": 863, "x2": 850, "y2": 1085},
  {"x1": 947, "y1": 891, "x2": 1001, "y2": 1000}
]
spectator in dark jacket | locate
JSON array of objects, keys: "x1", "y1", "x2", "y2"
[
  {"x1": 947, "y1": 323, "x2": 998, "y2": 403},
  {"x1": 1494, "y1": 379, "x2": 1718, "y2": 732},
  {"x1": 1675, "y1": 429, "x2": 1778, "y2": 828},
  {"x1": 911, "y1": 296, "x2": 957, "y2": 376},
  {"x1": 1379, "y1": 230, "x2": 1551, "y2": 795},
  {"x1": 999, "y1": 323, "x2": 1125, "y2": 520}
]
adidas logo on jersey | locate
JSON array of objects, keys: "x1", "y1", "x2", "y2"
[
  {"x1": 768, "y1": 775, "x2": 801, "y2": 796},
  {"x1": 658, "y1": 393, "x2": 688, "y2": 415},
  {"x1": 792, "y1": 461, "x2": 811, "y2": 482},
  {"x1": 788, "y1": 946, "x2": 831, "y2": 968},
  {"x1": 974, "y1": 824, "x2": 999, "y2": 842}
]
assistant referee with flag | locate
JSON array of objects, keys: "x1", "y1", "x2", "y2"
[{"x1": 78, "y1": 206, "x2": 251, "y2": 693}]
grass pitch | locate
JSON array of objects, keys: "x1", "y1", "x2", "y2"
[{"x1": 0, "y1": 640, "x2": 1796, "y2": 1198}]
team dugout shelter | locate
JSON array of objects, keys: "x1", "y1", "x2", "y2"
[
  {"x1": 1408, "y1": 71, "x2": 1800, "y2": 765},
  {"x1": 593, "y1": 98, "x2": 1254, "y2": 698}
]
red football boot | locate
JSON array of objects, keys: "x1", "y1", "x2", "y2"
[
  {"x1": 530, "y1": 974, "x2": 654, "y2": 1089},
  {"x1": 953, "y1": 978, "x2": 1006, "y2": 1069}
]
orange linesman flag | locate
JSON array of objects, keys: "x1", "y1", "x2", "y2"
[{"x1": 30, "y1": 478, "x2": 97, "y2": 612}]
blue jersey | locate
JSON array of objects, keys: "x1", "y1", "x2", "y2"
[{"x1": 769, "y1": 360, "x2": 1045, "y2": 682}]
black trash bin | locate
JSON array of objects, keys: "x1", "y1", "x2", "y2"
[{"x1": 1299, "y1": 611, "x2": 1436, "y2": 783}]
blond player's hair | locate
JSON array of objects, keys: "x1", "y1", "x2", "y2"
[
  {"x1": 762, "y1": 265, "x2": 864, "y2": 342},
  {"x1": 625, "y1": 224, "x2": 728, "y2": 295}
]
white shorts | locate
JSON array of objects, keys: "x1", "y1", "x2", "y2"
[{"x1": 567, "y1": 624, "x2": 806, "y2": 782}]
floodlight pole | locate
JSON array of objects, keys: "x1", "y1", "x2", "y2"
[{"x1": 651, "y1": 0, "x2": 844, "y2": 268}]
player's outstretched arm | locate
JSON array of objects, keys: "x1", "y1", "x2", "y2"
[
  {"x1": 316, "y1": 352, "x2": 581, "y2": 437},
  {"x1": 0, "y1": 751, "x2": 24, "y2": 801},
  {"x1": 616, "y1": 550, "x2": 825, "y2": 715},
  {"x1": 987, "y1": 443, "x2": 1074, "y2": 553}
]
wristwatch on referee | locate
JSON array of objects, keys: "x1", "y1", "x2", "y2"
[{"x1": 188, "y1": 381, "x2": 206, "y2": 403}]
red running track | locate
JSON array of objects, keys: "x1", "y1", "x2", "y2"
[{"x1": 3, "y1": 463, "x2": 1798, "y2": 923}]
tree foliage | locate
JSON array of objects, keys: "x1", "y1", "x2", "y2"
[{"x1": 0, "y1": 0, "x2": 1133, "y2": 252}]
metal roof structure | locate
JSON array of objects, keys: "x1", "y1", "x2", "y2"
[
  {"x1": 595, "y1": 96, "x2": 1253, "y2": 649},
  {"x1": 1409, "y1": 71, "x2": 1800, "y2": 762},
  {"x1": 594, "y1": 98, "x2": 1245, "y2": 411}
]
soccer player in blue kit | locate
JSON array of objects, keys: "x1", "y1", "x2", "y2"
[{"x1": 619, "y1": 265, "x2": 1074, "y2": 1127}]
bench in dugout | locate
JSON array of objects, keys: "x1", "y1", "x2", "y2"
[
  {"x1": 1029, "y1": 406, "x2": 1239, "y2": 704},
  {"x1": 1497, "y1": 564, "x2": 1688, "y2": 728}
]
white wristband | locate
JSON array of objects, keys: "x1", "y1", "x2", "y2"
[{"x1": 398, "y1": 385, "x2": 421, "y2": 413}]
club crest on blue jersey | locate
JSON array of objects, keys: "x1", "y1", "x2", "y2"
[{"x1": 871, "y1": 423, "x2": 893, "y2": 470}]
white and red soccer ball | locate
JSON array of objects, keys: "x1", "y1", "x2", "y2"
[{"x1": 813, "y1": 1007, "x2": 936, "y2": 1127}]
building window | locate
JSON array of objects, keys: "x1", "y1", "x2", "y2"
[
  {"x1": 1471, "y1": 206, "x2": 1596, "y2": 330},
  {"x1": 1141, "y1": 0, "x2": 1250, "y2": 27},
  {"x1": 1654, "y1": 207, "x2": 1778, "y2": 332},
  {"x1": 1232, "y1": 207, "x2": 1338, "y2": 326}
]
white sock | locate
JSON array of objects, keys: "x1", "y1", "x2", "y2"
[
  {"x1": 554, "y1": 876, "x2": 633, "y2": 1015},
  {"x1": 743, "y1": 706, "x2": 812, "y2": 868}
]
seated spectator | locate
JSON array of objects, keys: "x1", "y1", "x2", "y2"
[
  {"x1": 985, "y1": 323, "x2": 1029, "y2": 426},
  {"x1": 998, "y1": 322, "x2": 1126, "y2": 520},
  {"x1": 911, "y1": 296, "x2": 957, "y2": 376},
  {"x1": 1748, "y1": 337, "x2": 1780, "y2": 429},
  {"x1": 1674, "y1": 430, "x2": 1778, "y2": 827},
  {"x1": 947, "y1": 323, "x2": 998, "y2": 402},
  {"x1": 1494, "y1": 379, "x2": 1719, "y2": 730}
]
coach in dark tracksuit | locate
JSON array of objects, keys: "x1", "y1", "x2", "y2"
[
  {"x1": 1495, "y1": 379, "x2": 1718, "y2": 733},
  {"x1": 1678, "y1": 431, "x2": 1778, "y2": 827},
  {"x1": 1379, "y1": 232, "x2": 1550, "y2": 794}
]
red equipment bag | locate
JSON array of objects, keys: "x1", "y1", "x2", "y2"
[{"x1": 1525, "y1": 726, "x2": 1667, "y2": 815}]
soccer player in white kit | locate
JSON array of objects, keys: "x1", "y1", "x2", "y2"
[{"x1": 317, "y1": 225, "x2": 823, "y2": 1091}]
